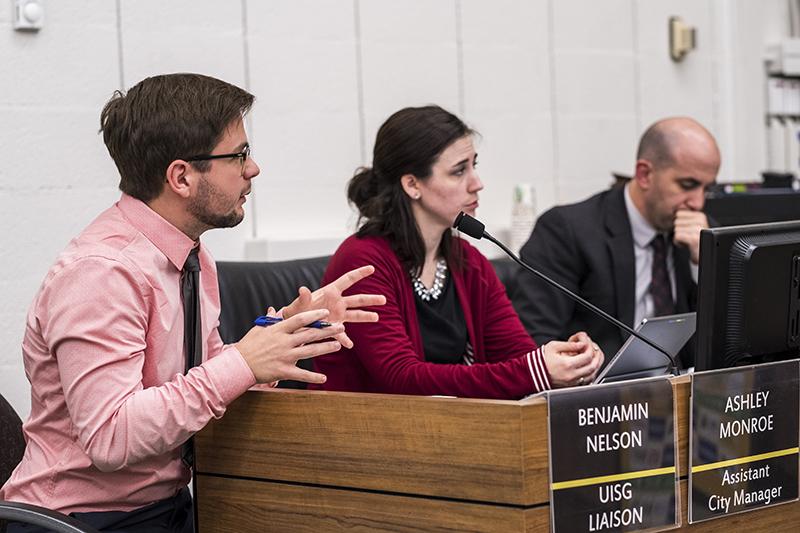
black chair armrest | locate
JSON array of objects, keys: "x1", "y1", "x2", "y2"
[{"x1": 0, "y1": 501, "x2": 99, "y2": 533}]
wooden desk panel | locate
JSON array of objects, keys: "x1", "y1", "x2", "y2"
[
  {"x1": 197, "y1": 477, "x2": 800, "y2": 532},
  {"x1": 197, "y1": 389, "x2": 546, "y2": 506},
  {"x1": 196, "y1": 376, "x2": 800, "y2": 531},
  {"x1": 198, "y1": 475, "x2": 549, "y2": 533}
]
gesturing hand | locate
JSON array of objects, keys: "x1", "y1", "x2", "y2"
[
  {"x1": 235, "y1": 309, "x2": 345, "y2": 384},
  {"x1": 282, "y1": 265, "x2": 387, "y2": 348}
]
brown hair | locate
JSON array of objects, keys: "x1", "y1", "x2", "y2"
[
  {"x1": 348, "y1": 105, "x2": 474, "y2": 276},
  {"x1": 100, "y1": 73, "x2": 254, "y2": 202}
]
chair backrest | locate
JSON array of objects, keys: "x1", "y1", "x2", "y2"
[
  {"x1": 215, "y1": 255, "x2": 519, "y2": 389},
  {"x1": 0, "y1": 394, "x2": 24, "y2": 489},
  {"x1": 490, "y1": 257, "x2": 519, "y2": 298},
  {"x1": 217, "y1": 256, "x2": 331, "y2": 343},
  {"x1": 217, "y1": 257, "x2": 330, "y2": 389},
  {"x1": 0, "y1": 393, "x2": 25, "y2": 533}
]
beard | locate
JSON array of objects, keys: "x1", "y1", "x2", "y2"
[
  {"x1": 653, "y1": 212, "x2": 675, "y2": 233},
  {"x1": 188, "y1": 175, "x2": 245, "y2": 230},
  {"x1": 644, "y1": 195, "x2": 675, "y2": 232}
]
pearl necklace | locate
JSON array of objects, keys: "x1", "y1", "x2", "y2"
[{"x1": 411, "y1": 259, "x2": 448, "y2": 301}]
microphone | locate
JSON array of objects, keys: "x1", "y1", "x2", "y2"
[{"x1": 452, "y1": 211, "x2": 678, "y2": 375}]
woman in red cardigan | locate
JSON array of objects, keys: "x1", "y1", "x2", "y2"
[{"x1": 313, "y1": 106, "x2": 604, "y2": 399}]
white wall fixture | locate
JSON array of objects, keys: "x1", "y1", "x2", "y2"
[
  {"x1": 764, "y1": 36, "x2": 800, "y2": 174},
  {"x1": 669, "y1": 16, "x2": 695, "y2": 62},
  {"x1": 12, "y1": 0, "x2": 43, "y2": 31},
  {"x1": 766, "y1": 39, "x2": 800, "y2": 76}
]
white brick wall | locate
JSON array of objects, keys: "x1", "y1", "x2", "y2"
[
  {"x1": 247, "y1": 0, "x2": 361, "y2": 248},
  {"x1": 0, "y1": 0, "x2": 790, "y2": 417},
  {"x1": 0, "y1": 0, "x2": 121, "y2": 416},
  {"x1": 119, "y1": 0, "x2": 248, "y2": 89},
  {"x1": 461, "y1": 0, "x2": 555, "y2": 235}
]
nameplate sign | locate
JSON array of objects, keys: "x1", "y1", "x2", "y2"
[
  {"x1": 548, "y1": 377, "x2": 678, "y2": 533},
  {"x1": 689, "y1": 359, "x2": 800, "y2": 523}
]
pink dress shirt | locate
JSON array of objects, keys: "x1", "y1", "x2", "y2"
[{"x1": 0, "y1": 194, "x2": 256, "y2": 514}]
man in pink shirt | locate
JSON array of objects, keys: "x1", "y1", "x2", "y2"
[{"x1": 0, "y1": 73, "x2": 384, "y2": 532}]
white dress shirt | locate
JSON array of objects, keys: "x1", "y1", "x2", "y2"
[{"x1": 623, "y1": 184, "x2": 677, "y2": 327}]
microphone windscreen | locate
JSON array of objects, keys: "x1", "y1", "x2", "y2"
[{"x1": 453, "y1": 212, "x2": 485, "y2": 239}]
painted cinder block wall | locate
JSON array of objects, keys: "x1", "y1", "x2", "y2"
[{"x1": 0, "y1": 0, "x2": 789, "y2": 416}]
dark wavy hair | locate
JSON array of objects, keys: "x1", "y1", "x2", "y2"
[
  {"x1": 100, "y1": 73, "x2": 254, "y2": 202},
  {"x1": 347, "y1": 105, "x2": 474, "y2": 276}
]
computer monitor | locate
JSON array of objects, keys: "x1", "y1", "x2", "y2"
[
  {"x1": 695, "y1": 221, "x2": 800, "y2": 371},
  {"x1": 704, "y1": 188, "x2": 800, "y2": 226}
]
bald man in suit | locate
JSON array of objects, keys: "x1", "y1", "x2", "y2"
[{"x1": 512, "y1": 117, "x2": 720, "y2": 367}]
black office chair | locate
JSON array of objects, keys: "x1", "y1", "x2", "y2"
[
  {"x1": 216, "y1": 255, "x2": 521, "y2": 389},
  {"x1": 217, "y1": 256, "x2": 330, "y2": 389},
  {"x1": 490, "y1": 257, "x2": 520, "y2": 299},
  {"x1": 0, "y1": 395, "x2": 24, "y2": 492},
  {"x1": 0, "y1": 393, "x2": 99, "y2": 533}
]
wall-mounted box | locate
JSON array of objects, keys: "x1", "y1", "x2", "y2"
[
  {"x1": 12, "y1": 0, "x2": 44, "y2": 31},
  {"x1": 767, "y1": 39, "x2": 800, "y2": 76}
]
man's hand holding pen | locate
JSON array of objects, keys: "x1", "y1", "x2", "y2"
[{"x1": 236, "y1": 309, "x2": 344, "y2": 384}]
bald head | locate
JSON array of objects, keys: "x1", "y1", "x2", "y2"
[
  {"x1": 630, "y1": 117, "x2": 720, "y2": 232},
  {"x1": 636, "y1": 117, "x2": 720, "y2": 171}
]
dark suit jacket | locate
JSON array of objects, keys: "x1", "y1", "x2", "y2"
[{"x1": 511, "y1": 187, "x2": 697, "y2": 367}]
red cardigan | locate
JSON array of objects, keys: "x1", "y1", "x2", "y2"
[{"x1": 312, "y1": 235, "x2": 551, "y2": 399}]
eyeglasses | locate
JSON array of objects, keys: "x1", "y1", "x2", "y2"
[{"x1": 185, "y1": 145, "x2": 251, "y2": 174}]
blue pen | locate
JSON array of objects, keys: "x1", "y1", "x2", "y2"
[{"x1": 254, "y1": 315, "x2": 331, "y2": 329}]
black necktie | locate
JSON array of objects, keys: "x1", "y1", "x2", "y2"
[
  {"x1": 182, "y1": 246, "x2": 202, "y2": 373},
  {"x1": 181, "y1": 246, "x2": 202, "y2": 467},
  {"x1": 649, "y1": 235, "x2": 675, "y2": 316}
]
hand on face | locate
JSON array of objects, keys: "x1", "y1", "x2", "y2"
[
  {"x1": 542, "y1": 331, "x2": 604, "y2": 388},
  {"x1": 673, "y1": 209, "x2": 709, "y2": 265},
  {"x1": 282, "y1": 265, "x2": 387, "y2": 349}
]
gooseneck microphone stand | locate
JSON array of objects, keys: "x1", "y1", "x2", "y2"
[{"x1": 453, "y1": 211, "x2": 678, "y2": 375}]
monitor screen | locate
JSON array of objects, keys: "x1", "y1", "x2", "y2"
[{"x1": 695, "y1": 221, "x2": 800, "y2": 371}]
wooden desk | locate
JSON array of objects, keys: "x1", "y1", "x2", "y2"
[{"x1": 195, "y1": 376, "x2": 800, "y2": 531}]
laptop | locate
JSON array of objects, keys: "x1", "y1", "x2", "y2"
[{"x1": 594, "y1": 312, "x2": 696, "y2": 384}]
